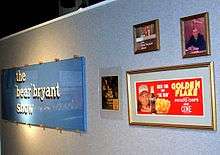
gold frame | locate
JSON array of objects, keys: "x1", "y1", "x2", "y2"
[
  {"x1": 133, "y1": 19, "x2": 160, "y2": 54},
  {"x1": 180, "y1": 12, "x2": 211, "y2": 58},
  {"x1": 126, "y1": 62, "x2": 216, "y2": 130}
]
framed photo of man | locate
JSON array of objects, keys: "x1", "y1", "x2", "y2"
[
  {"x1": 180, "y1": 12, "x2": 210, "y2": 58},
  {"x1": 133, "y1": 19, "x2": 160, "y2": 54}
]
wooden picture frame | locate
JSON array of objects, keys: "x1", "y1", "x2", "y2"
[
  {"x1": 133, "y1": 19, "x2": 160, "y2": 54},
  {"x1": 180, "y1": 12, "x2": 210, "y2": 58}
]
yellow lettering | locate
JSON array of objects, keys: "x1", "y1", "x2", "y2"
[
  {"x1": 176, "y1": 82, "x2": 181, "y2": 89},
  {"x1": 189, "y1": 81, "x2": 194, "y2": 90},
  {"x1": 185, "y1": 82, "x2": 190, "y2": 89},
  {"x1": 193, "y1": 88, "x2": 198, "y2": 96},
  {"x1": 171, "y1": 83, "x2": 176, "y2": 90},
  {"x1": 187, "y1": 89, "x2": 193, "y2": 96},
  {"x1": 195, "y1": 80, "x2": 200, "y2": 89},
  {"x1": 175, "y1": 89, "x2": 180, "y2": 97}
]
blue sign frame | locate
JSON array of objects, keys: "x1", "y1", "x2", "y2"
[{"x1": 1, "y1": 57, "x2": 87, "y2": 132}]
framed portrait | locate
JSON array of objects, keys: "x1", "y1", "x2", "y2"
[
  {"x1": 101, "y1": 76, "x2": 119, "y2": 111},
  {"x1": 180, "y1": 12, "x2": 210, "y2": 58},
  {"x1": 126, "y1": 62, "x2": 216, "y2": 130},
  {"x1": 133, "y1": 19, "x2": 160, "y2": 54}
]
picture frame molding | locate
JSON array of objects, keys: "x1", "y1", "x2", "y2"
[
  {"x1": 133, "y1": 19, "x2": 160, "y2": 54},
  {"x1": 180, "y1": 12, "x2": 211, "y2": 58},
  {"x1": 126, "y1": 62, "x2": 216, "y2": 130}
]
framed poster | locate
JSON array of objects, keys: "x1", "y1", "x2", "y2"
[
  {"x1": 180, "y1": 12, "x2": 210, "y2": 58},
  {"x1": 127, "y1": 62, "x2": 216, "y2": 130},
  {"x1": 101, "y1": 76, "x2": 119, "y2": 111},
  {"x1": 133, "y1": 19, "x2": 160, "y2": 54}
]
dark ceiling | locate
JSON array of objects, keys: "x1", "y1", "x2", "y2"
[{"x1": 0, "y1": 0, "x2": 105, "y2": 39}]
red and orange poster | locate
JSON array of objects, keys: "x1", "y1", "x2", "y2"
[{"x1": 136, "y1": 77, "x2": 203, "y2": 116}]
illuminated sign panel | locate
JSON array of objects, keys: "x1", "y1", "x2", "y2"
[{"x1": 1, "y1": 57, "x2": 87, "y2": 131}]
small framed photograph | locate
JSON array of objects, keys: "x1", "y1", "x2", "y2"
[
  {"x1": 101, "y1": 76, "x2": 119, "y2": 111},
  {"x1": 133, "y1": 19, "x2": 160, "y2": 54},
  {"x1": 126, "y1": 62, "x2": 216, "y2": 130},
  {"x1": 180, "y1": 12, "x2": 210, "y2": 58}
]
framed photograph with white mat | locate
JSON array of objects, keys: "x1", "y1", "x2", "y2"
[{"x1": 126, "y1": 62, "x2": 216, "y2": 130}]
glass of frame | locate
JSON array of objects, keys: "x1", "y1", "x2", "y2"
[
  {"x1": 126, "y1": 62, "x2": 216, "y2": 130},
  {"x1": 180, "y1": 12, "x2": 210, "y2": 58},
  {"x1": 133, "y1": 19, "x2": 160, "y2": 54}
]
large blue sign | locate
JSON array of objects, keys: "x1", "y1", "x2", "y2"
[{"x1": 1, "y1": 57, "x2": 87, "y2": 131}]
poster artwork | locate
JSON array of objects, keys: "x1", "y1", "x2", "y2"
[{"x1": 136, "y1": 78, "x2": 203, "y2": 116}]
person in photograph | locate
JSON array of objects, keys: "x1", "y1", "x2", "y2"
[
  {"x1": 137, "y1": 85, "x2": 152, "y2": 114},
  {"x1": 185, "y1": 28, "x2": 206, "y2": 52},
  {"x1": 143, "y1": 25, "x2": 151, "y2": 36}
]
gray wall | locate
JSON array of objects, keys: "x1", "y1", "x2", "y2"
[{"x1": 1, "y1": 0, "x2": 220, "y2": 154}]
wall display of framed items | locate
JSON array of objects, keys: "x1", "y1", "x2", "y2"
[
  {"x1": 180, "y1": 12, "x2": 210, "y2": 58},
  {"x1": 126, "y1": 62, "x2": 216, "y2": 130},
  {"x1": 133, "y1": 19, "x2": 160, "y2": 54}
]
